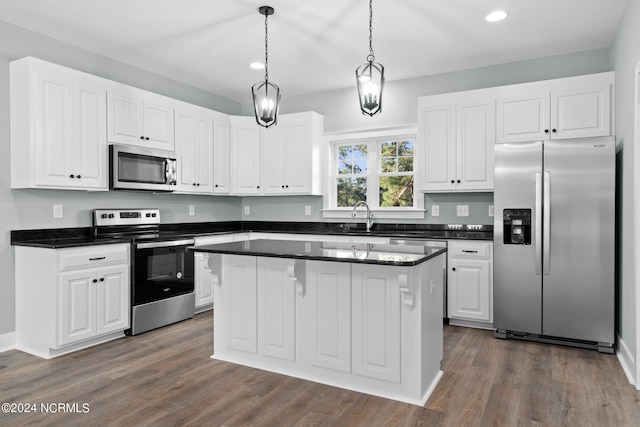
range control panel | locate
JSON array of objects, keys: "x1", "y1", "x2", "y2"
[{"x1": 93, "y1": 208, "x2": 160, "y2": 226}]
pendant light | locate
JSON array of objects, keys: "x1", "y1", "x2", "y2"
[
  {"x1": 355, "y1": 0, "x2": 384, "y2": 116},
  {"x1": 252, "y1": 5, "x2": 280, "y2": 128}
]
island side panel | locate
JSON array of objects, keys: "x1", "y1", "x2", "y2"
[{"x1": 420, "y1": 254, "x2": 445, "y2": 400}]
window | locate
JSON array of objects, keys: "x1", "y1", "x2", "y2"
[{"x1": 331, "y1": 133, "x2": 418, "y2": 212}]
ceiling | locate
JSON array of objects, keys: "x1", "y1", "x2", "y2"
[{"x1": 0, "y1": 0, "x2": 629, "y2": 104}]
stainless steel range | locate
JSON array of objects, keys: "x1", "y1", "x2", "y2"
[{"x1": 92, "y1": 208, "x2": 195, "y2": 335}]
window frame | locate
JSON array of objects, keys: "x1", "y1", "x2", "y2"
[{"x1": 323, "y1": 126, "x2": 425, "y2": 220}]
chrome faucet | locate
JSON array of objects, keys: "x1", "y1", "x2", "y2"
[{"x1": 351, "y1": 200, "x2": 373, "y2": 232}]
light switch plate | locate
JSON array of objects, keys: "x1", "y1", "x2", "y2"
[
  {"x1": 456, "y1": 205, "x2": 469, "y2": 217},
  {"x1": 304, "y1": 205, "x2": 311, "y2": 216},
  {"x1": 431, "y1": 205, "x2": 440, "y2": 217},
  {"x1": 53, "y1": 204, "x2": 63, "y2": 218}
]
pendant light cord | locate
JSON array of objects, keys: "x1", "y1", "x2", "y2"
[
  {"x1": 264, "y1": 11, "x2": 269, "y2": 83},
  {"x1": 368, "y1": 0, "x2": 375, "y2": 62}
]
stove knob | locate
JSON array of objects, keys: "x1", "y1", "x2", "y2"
[
  {"x1": 146, "y1": 213, "x2": 151, "y2": 217},
  {"x1": 101, "y1": 214, "x2": 108, "y2": 219},
  {"x1": 108, "y1": 214, "x2": 115, "y2": 218},
  {"x1": 152, "y1": 213, "x2": 157, "y2": 217}
]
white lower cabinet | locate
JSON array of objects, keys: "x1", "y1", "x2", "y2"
[
  {"x1": 351, "y1": 264, "x2": 401, "y2": 383},
  {"x1": 15, "y1": 244, "x2": 130, "y2": 359},
  {"x1": 257, "y1": 257, "x2": 296, "y2": 361},
  {"x1": 447, "y1": 240, "x2": 493, "y2": 326},
  {"x1": 59, "y1": 264, "x2": 129, "y2": 346},
  {"x1": 301, "y1": 261, "x2": 352, "y2": 373}
]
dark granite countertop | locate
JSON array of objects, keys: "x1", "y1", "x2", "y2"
[
  {"x1": 11, "y1": 221, "x2": 492, "y2": 249},
  {"x1": 190, "y1": 239, "x2": 447, "y2": 267}
]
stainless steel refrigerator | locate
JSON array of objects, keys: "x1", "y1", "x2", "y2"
[{"x1": 493, "y1": 136, "x2": 615, "y2": 353}]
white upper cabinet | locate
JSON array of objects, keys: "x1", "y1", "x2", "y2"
[
  {"x1": 213, "y1": 115, "x2": 231, "y2": 194},
  {"x1": 10, "y1": 57, "x2": 108, "y2": 190},
  {"x1": 261, "y1": 112, "x2": 324, "y2": 195},
  {"x1": 417, "y1": 98, "x2": 495, "y2": 192},
  {"x1": 230, "y1": 112, "x2": 324, "y2": 196},
  {"x1": 230, "y1": 116, "x2": 262, "y2": 194},
  {"x1": 174, "y1": 104, "x2": 215, "y2": 194},
  {"x1": 107, "y1": 89, "x2": 175, "y2": 150},
  {"x1": 496, "y1": 73, "x2": 613, "y2": 143}
]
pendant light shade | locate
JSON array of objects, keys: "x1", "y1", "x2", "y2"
[
  {"x1": 356, "y1": 0, "x2": 384, "y2": 117},
  {"x1": 252, "y1": 6, "x2": 280, "y2": 128}
]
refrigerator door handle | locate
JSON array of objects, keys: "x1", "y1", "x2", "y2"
[
  {"x1": 543, "y1": 171, "x2": 551, "y2": 275},
  {"x1": 535, "y1": 172, "x2": 542, "y2": 275}
]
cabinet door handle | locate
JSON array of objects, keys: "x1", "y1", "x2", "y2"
[
  {"x1": 451, "y1": 267, "x2": 456, "y2": 271},
  {"x1": 89, "y1": 256, "x2": 106, "y2": 261},
  {"x1": 462, "y1": 250, "x2": 478, "y2": 253}
]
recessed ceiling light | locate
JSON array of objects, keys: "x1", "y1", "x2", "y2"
[
  {"x1": 250, "y1": 62, "x2": 264, "y2": 70},
  {"x1": 486, "y1": 10, "x2": 508, "y2": 22}
]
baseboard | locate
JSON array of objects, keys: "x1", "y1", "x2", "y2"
[
  {"x1": 0, "y1": 331, "x2": 16, "y2": 354},
  {"x1": 616, "y1": 332, "x2": 636, "y2": 386}
]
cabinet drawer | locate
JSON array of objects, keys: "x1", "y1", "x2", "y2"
[
  {"x1": 59, "y1": 244, "x2": 129, "y2": 272},
  {"x1": 449, "y1": 241, "x2": 492, "y2": 260}
]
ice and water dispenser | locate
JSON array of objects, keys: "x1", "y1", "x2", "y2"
[{"x1": 503, "y1": 209, "x2": 531, "y2": 245}]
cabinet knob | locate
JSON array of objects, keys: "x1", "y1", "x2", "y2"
[
  {"x1": 215, "y1": 184, "x2": 218, "y2": 188},
  {"x1": 257, "y1": 186, "x2": 260, "y2": 189},
  {"x1": 552, "y1": 129, "x2": 557, "y2": 133},
  {"x1": 140, "y1": 136, "x2": 145, "y2": 140},
  {"x1": 451, "y1": 180, "x2": 454, "y2": 184},
  {"x1": 92, "y1": 279, "x2": 98, "y2": 283},
  {"x1": 285, "y1": 185, "x2": 289, "y2": 188},
  {"x1": 77, "y1": 175, "x2": 81, "y2": 179},
  {"x1": 193, "y1": 183, "x2": 196, "y2": 186},
  {"x1": 99, "y1": 277, "x2": 104, "y2": 282},
  {"x1": 197, "y1": 183, "x2": 200, "y2": 186},
  {"x1": 452, "y1": 267, "x2": 456, "y2": 272},
  {"x1": 457, "y1": 180, "x2": 460, "y2": 184},
  {"x1": 544, "y1": 129, "x2": 549, "y2": 134},
  {"x1": 69, "y1": 174, "x2": 75, "y2": 178},
  {"x1": 281, "y1": 185, "x2": 285, "y2": 188},
  {"x1": 145, "y1": 137, "x2": 150, "y2": 141}
]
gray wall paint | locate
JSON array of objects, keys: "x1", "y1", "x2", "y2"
[
  {"x1": 241, "y1": 193, "x2": 494, "y2": 226},
  {"x1": 241, "y1": 48, "x2": 611, "y2": 133},
  {"x1": 610, "y1": 0, "x2": 640, "y2": 378}
]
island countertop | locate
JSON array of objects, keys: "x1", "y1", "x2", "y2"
[{"x1": 190, "y1": 238, "x2": 446, "y2": 266}]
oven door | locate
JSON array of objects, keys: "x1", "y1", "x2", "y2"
[{"x1": 133, "y1": 239, "x2": 195, "y2": 306}]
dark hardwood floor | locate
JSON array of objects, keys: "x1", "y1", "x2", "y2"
[{"x1": 1, "y1": 310, "x2": 638, "y2": 426}]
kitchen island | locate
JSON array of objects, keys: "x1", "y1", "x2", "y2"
[{"x1": 191, "y1": 239, "x2": 446, "y2": 406}]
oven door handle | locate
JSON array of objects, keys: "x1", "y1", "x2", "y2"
[{"x1": 136, "y1": 239, "x2": 195, "y2": 249}]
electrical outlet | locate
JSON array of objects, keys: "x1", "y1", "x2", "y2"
[
  {"x1": 188, "y1": 205, "x2": 195, "y2": 216},
  {"x1": 456, "y1": 204, "x2": 469, "y2": 217},
  {"x1": 488, "y1": 205, "x2": 495, "y2": 217},
  {"x1": 244, "y1": 205, "x2": 250, "y2": 215},
  {"x1": 431, "y1": 205, "x2": 440, "y2": 217},
  {"x1": 304, "y1": 205, "x2": 311, "y2": 216},
  {"x1": 53, "y1": 204, "x2": 63, "y2": 219}
]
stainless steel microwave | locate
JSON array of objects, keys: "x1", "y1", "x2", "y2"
[{"x1": 109, "y1": 144, "x2": 177, "y2": 192}]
